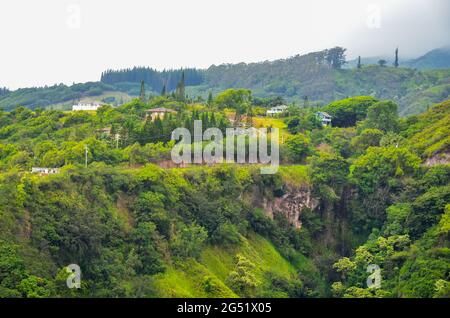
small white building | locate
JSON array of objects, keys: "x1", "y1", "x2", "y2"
[
  {"x1": 31, "y1": 167, "x2": 60, "y2": 175},
  {"x1": 316, "y1": 111, "x2": 332, "y2": 126},
  {"x1": 72, "y1": 102, "x2": 102, "y2": 111},
  {"x1": 267, "y1": 105, "x2": 288, "y2": 116}
]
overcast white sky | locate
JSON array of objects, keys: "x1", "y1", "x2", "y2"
[{"x1": 0, "y1": 0, "x2": 449, "y2": 89}]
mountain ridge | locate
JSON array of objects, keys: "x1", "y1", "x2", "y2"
[{"x1": 1, "y1": 47, "x2": 449, "y2": 116}]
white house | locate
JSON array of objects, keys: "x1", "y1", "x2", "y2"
[
  {"x1": 266, "y1": 105, "x2": 288, "y2": 116},
  {"x1": 316, "y1": 111, "x2": 332, "y2": 126},
  {"x1": 31, "y1": 167, "x2": 60, "y2": 175},
  {"x1": 72, "y1": 102, "x2": 102, "y2": 111}
]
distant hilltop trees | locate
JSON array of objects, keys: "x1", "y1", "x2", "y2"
[
  {"x1": 100, "y1": 47, "x2": 347, "y2": 94},
  {"x1": 0, "y1": 87, "x2": 10, "y2": 97},
  {"x1": 100, "y1": 67, "x2": 204, "y2": 93}
]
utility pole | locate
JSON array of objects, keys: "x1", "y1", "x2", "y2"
[{"x1": 84, "y1": 145, "x2": 88, "y2": 168}]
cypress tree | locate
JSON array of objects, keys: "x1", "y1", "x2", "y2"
[
  {"x1": 210, "y1": 112, "x2": 216, "y2": 127},
  {"x1": 152, "y1": 116, "x2": 163, "y2": 143},
  {"x1": 178, "y1": 71, "x2": 186, "y2": 102},
  {"x1": 184, "y1": 117, "x2": 192, "y2": 135},
  {"x1": 201, "y1": 112, "x2": 209, "y2": 129},
  {"x1": 394, "y1": 48, "x2": 399, "y2": 68},
  {"x1": 246, "y1": 106, "x2": 253, "y2": 128},
  {"x1": 142, "y1": 118, "x2": 153, "y2": 144},
  {"x1": 139, "y1": 80, "x2": 146, "y2": 102},
  {"x1": 207, "y1": 91, "x2": 213, "y2": 107},
  {"x1": 357, "y1": 56, "x2": 362, "y2": 69}
]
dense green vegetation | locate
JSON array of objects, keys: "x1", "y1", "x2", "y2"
[
  {"x1": 0, "y1": 160, "x2": 322, "y2": 297},
  {"x1": 0, "y1": 88, "x2": 448, "y2": 298}
]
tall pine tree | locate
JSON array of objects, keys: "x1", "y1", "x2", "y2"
[
  {"x1": 210, "y1": 112, "x2": 216, "y2": 127},
  {"x1": 139, "y1": 80, "x2": 146, "y2": 102},
  {"x1": 303, "y1": 95, "x2": 309, "y2": 108},
  {"x1": 175, "y1": 71, "x2": 186, "y2": 102},
  {"x1": 207, "y1": 91, "x2": 213, "y2": 108},
  {"x1": 394, "y1": 48, "x2": 399, "y2": 68}
]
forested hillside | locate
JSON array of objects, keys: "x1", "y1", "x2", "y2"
[
  {"x1": 0, "y1": 89, "x2": 448, "y2": 298},
  {"x1": 101, "y1": 68, "x2": 204, "y2": 92},
  {"x1": 0, "y1": 82, "x2": 128, "y2": 111},
  {"x1": 1, "y1": 47, "x2": 449, "y2": 115},
  {"x1": 404, "y1": 46, "x2": 450, "y2": 70}
]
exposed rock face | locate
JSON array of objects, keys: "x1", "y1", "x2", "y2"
[
  {"x1": 263, "y1": 187, "x2": 318, "y2": 229},
  {"x1": 157, "y1": 160, "x2": 188, "y2": 168},
  {"x1": 424, "y1": 153, "x2": 450, "y2": 166}
]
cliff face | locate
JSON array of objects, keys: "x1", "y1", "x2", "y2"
[
  {"x1": 263, "y1": 186, "x2": 319, "y2": 229},
  {"x1": 424, "y1": 152, "x2": 450, "y2": 166}
]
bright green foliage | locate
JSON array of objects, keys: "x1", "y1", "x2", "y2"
[
  {"x1": 214, "y1": 89, "x2": 252, "y2": 111},
  {"x1": 362, "y1": 100, "x2": 399, "y2": 132},
  {"x1": 351, "y1": 128, "x2": 384, "y2": 154},
  {"x1": 433, "y1": 279, "x2": 450, "y2": 298},
  {"x1": 401, "y1": 99, "x2": 450, "y2": 159},
  {"x1": 407, "y1": 185, "x2": 450, "y2": 238},
  {"x1": 287, "y1": 111, "x2": 323, "y2": 134},
  {"x1": 18, "y1": 276, "x2": 53, "y2": 298},
  {"x1": 0, "y1": 90, "x2": 448, "y2": 299},
  {"x1": 0, "y1": 160, "x2": 327, "y2": 297},
  {"x1": 171, "y1": 223, "x2": 208, "y2": 259},
  {"x1": 349, "y1": 147, "x2": 420, "y2": 194},
  {"x1": 310, "y1": 151, "x2": 348, "y2": 201},
  {"x1": 132, "y1": 222, "x2": 166, "y2": 275},
  {"x1": 333, "y1": 257, "x2": 356, "y2": 279},
  {"x1": 226, "y1": 254, "x2": 261, "y2": 297},
  {"x1": 384, "y1": 203, "x2": 412, "y2": 236},
  {"x1": 284, "y1": 133, "x2": 311, "y2": 163},
  {"x1": 324, "y1": 96, "x2": 379, "y2": 127}
]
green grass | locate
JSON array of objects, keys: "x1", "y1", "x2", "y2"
[
  {"x1": 253, "y1": 116, "x2": 292, "y2": 142},
  {"x1": 278, "y1": 165, "x2": 310, "y2": 187},
  {"x1": 153, "y1": 260, "x2": 237, "y2": 298},
  {"x1": 253, "y1": 116, "x2": 287, "y2": 129},
  {"x1": 153, "y1": 233, "x2": 299, "y2": 297},
  {"x1": 403, "y1": 100, "x2": 450, "y2": 158}
]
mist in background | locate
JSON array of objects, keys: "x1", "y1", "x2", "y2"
[{"x1": 0, "y1": 0, "x2": 449, "y2": 89}]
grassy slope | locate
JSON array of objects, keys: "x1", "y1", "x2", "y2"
[
  {"x1": 254, "y1": 116, "x2": 292, "y2": 142},
  {"x1": 402, "y1": 99, "x2": 450, "y2": 158},
  {"x1": 153, "y1": 233, "x2": 302, "y2": 298},
  {"x1": 278, "y1": 165, "x2": 309, "y2": 187}
]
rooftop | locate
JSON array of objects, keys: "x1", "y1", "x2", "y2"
[
  {"x1": 270, "y1": 105, "x2": 288, "y2": 110},
  {"x1": 145, "y1": 107, "x2": 177, "y2": 113},
  {"x1": 317, "y1": 111, "x2": 332, "y2": 118}
]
